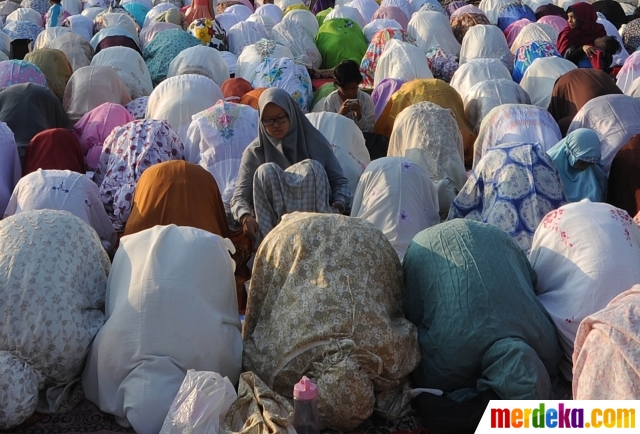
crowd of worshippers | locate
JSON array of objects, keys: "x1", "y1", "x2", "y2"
[{"x1": 3, "y1": 0, "x2": 640, "y2": 431}]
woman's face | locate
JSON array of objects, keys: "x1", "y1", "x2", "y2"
[
  {"x1": 262, "y1": 103, "x2": 290, "y2": 140},
  {"x1": 567, "y1": 11, "x2": 577, "y2": 29}
]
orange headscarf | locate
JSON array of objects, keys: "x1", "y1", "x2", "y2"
[
  {"x1": 124, "y1": 160, "x2": 251, "y2": 310},
  {"x1": 239, "y1": 87, "x2": 268, "y2": 110},
  {"x1": 124, "y1": 160, "x2": 230, "y2": 237},
  {"x1": 221, "y1": 77, "x2": 253, "y2": 102}
]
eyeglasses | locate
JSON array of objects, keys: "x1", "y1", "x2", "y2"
[{"x1": 262, "y1": 115, "x2": 289, "y2": 127}]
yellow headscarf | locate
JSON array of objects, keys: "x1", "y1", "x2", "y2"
[{"x1": 374, "y1": 78, "x2": 476, "y2": 166}]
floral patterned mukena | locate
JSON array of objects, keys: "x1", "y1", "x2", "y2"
[
  {"x1": 0, "y1": 210, "x2": 110, "y2": 429},
  {"x1": 251, "y1": 57, "x2": 313, "y2": 112},
  {"x1": 95, "y1": 119, "x2": 184, "y2": 231},
  {"x1": 360, "y1": 29, "x2": 415, "y2": 89},
  {"x1": 243, "y1": 213, "x2": 420, "y2": 431}
]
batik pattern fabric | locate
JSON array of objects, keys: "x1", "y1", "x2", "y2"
[
  {"x1": 0, "y1": 60, "x2": 47, "y2": 91},
  {"x1": 360, "y1": 28, "x2": 415, "y2": 89},
  {"x1": 250, "y1": 57, "x2": 312, "y2": 113},
  {"x1": 449, "y1": 142, "x2": 567, "y2": 252},
  {"x1": 243, "y1": 212, "x2": 420, "y2": 431},
  {"x1": 0, "y1": 210, "x2": 110, "y2": 430},
  {"x1": 95, "y1": 119, "x2": 185, "y2": 231},
  {"x1": 188, "y1": 18, "x2": 229, "y2": 51}
]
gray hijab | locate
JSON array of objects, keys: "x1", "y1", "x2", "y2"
[
  {"x1": 231, "y1": 87, "x2": 351, "y2": 221},
  {"x1": 253, "y1": 87, "x2": 335, "y2": 169}
]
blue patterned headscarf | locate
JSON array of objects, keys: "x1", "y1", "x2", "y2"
[
  {"x1": 2, "y1": 21, "x2": 42, "y2": 42},
  {"x1": 449, "y1": 142, "x2": 567, "y2": 251}
]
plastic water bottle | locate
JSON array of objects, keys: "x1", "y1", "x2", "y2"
[{"x1": 292, "y1": 376, "x2": 320, "y2": 434}]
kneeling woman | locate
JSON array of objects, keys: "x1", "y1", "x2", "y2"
[{"x1": 231, "y1": 88, "x2": 350, "y2": 244}]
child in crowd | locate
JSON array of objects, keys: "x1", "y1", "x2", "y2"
[
  {"x1": 590, "y1": 35, "x2": 622, "y2": 73},
  {"x1": 46, "y1": 0, "x2": 64, "y2": 28},
  {"x1": 323, "y1": 60, "x2": 375, "y2": 133}
]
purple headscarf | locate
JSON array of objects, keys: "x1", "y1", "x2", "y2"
[
  {"x1": 0, "y1": 121, "x2": 20, "y2": 215},
  {"x1": 372, "y1": 78, "x2": 405, "y2": 121},
  {"x1": 538, "y1": 15, "x2": 568, "y2": 33},
  {"x1": 504, "y1": 18, "x2": 532, "y2": 47},
  {"x1": 445, "y1": 1, "x2": 467, "y2": 17},
  {"x1": 372, "y1": 6, "x2": 409, "y2": 29}
]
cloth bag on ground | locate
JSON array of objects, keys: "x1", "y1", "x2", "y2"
[
  {"x1": 160, "y1": 369, "x2": 237, "y2": 434},
  {"x1": 223, "y1": 372, "x2": 295, "y2": 434}
]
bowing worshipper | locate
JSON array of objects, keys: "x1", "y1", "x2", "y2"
[
  {"x1": 573, "y1": 285, "x2": 640, "y2": 399},
  {"x1": 450, "y1": 142, "x2": 567, "y2": 252},
  {"x1": 0, "y1": 83, "x2": 72, "y2": 162},
  {"x1": 82, "y1": 224, "x2": 242, "y2": 434},
  {"x1": 22, "y1": 128, "x2": 85, "y2": 176},
  {"x1": 0, "y1": 210, "x2": 110, "y2": 429},
  {"x1": 607, "y1": 134, "x2": 640, "y2": 217},
  {"x1": 95, "y1": 119, "x2": 185, "y2": 232},
  {"x1": 242, "y1": 213, "x2": 420, "y2": 431},
  {"x1": 529, "y1": 200, "x2": 640, "y2": 380},
  {"x1": 547, "y1": 129, "x2": 606, "y2": 203},
  {"x1": 123, "y1": 160, "x2": 252, "y2": 310},
  {"x1": 63, "y1": 66, "x2": 131, "y2": 123},
  {"x1": 4, "y1": 169, "x2": 116, "y2": 252},
  {"x1": 231, "y1": 88, "x2": 350, "y2": 245},
  {"x1": 350, "y1": 157, "x2": 440, "y2": 260},
  {"x1": 72, "y1": 103, "x2": 134, "y2": 171},
  {"x1": 548, "y1": 68, "x2": 622, "y2": 136},
  {"x1": 404, "y1": 219, "x2": 561, "y2": 399},
  {"x1": 387, "y1": 101, "x2": 466, "y2": 220},
  {"x1": 0, "y1": 122, "x2": 20, "y2": 217}
]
